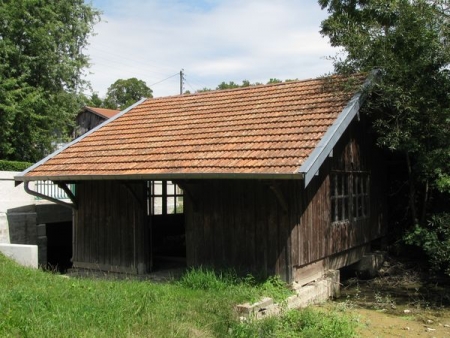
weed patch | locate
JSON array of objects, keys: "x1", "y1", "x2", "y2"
[{"x1": 230, "y1": 307, "x2": 358, "y2": 338}]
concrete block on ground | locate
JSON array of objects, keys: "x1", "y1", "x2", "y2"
[
  {"x1": 236, "y1": 297, "x2": 274, "y2": 316},
  {"x1": 237, "y1": 270, "x2": 341, "y2": 320},
  {"x1": 0, "y1": 243, "x2": 38, "y2": 268},
  {"x1": 326, "y1": 269, "x2": 341, "y2": 298}
]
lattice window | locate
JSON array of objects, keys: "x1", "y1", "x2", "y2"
[
  {"x1": 149, "y1": 181, "x2": 183, "y2": 215},
  {"x1": 352, "y1": 173, "x2": 370, "y2": 219},
  {"x1": 331, "y1": 171, "x2": 370, "y2": 223},
  {"x1": 331, "y1": 172, "x2": 351, "y2": 222}
]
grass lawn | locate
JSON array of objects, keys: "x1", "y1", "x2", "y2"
[{"x1": 0, "y1": 254, "x2": 357, "y2": 337}]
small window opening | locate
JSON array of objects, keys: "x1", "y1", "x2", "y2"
[
  {"x1": 331, "y1": 171, "x2": 370, "y2": 223},
  {"x1": 149, "y1": 181, "x2": 183, "y2": 215}
]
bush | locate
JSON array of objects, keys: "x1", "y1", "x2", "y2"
[
  {"x1": 404, "y1": 213, "x2": 450, "y2": 276},
  {"x1": 0, "y1": 160, "x2": 33, "y2": 171}
]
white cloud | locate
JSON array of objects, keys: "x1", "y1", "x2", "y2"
[{"x1": 84, "y1": 0, "x2": 336, "y2": 98}]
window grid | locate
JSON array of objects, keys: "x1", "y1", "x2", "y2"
[
  {"x1": 331, "y1": 171, "x2": 370, "y2": 223},
  {"x1": 149, "y1": 181, "x2": 183, "y2": 215}
]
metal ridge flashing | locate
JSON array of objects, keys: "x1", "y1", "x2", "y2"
[
  {"x1": 297, "y1": 69, "x2": 381, "y2": 187},
  {"x1": 14, "y1": 98, "x2": 147, "y2": 182}
]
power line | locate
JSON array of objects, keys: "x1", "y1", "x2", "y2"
[
  {"x1": 149, "y1": 73, "x2": 180, "y2": 88},
  {"x1": 184, "y1": 73, "x2": 211, "y2": 91},
  {"x1": 88, "y1": 44, "x2": 176, "y2": 74}
]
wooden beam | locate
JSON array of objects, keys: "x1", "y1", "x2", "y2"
[
  {"x1": 56, "y1": 182, "x2": 78, "y2": 208},
  {"x1": 269, "y1": 183, "x2": 288, "y2": 213},
  {"x1": 72, "y1": 261, "x2": 138, "y2": 274},
  {"x1": 122, "y1": 182, "x2": 145, "y2": 210},
  {"x1": 176, "y1": 181, "x2": 199, "y2": 212}
]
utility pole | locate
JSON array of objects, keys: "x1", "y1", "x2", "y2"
[{"x1": 180, "y1": 69, "x2": 184, "y2": 95}]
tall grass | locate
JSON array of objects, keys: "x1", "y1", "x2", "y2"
[{"x1": 0, "y1": 254, "x2": 357, "y2": 337}]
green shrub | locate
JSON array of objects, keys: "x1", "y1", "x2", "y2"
[
  {"x1": 0, "y1": 160, "x2": 33, "y2": 171},
  {"x1": 404, "y1": 213, "x2": 450, "y2": 275}
]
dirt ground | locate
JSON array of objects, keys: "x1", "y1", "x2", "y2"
[
  {"x1": 354, "y1": 308, "x2": 450, "y2": 337},
  {"x1": 329, "y1": 256, "x2": 450, "y2": 337}
]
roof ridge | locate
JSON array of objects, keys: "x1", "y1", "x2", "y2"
[
  {"x1": 15, "y1": 72, "x2": 372, "y2": 182},
  {"x1": 147, "y1": 73, "x2": 362, "y2": 100}
]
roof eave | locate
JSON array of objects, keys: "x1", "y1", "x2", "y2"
[
  {"x1": 297, "y1": 69, "x2": 381, "y2": 187},
  {"x1": 15, "y1": 172, "x2": 305, "y2": 182},
  {"x1": 83, "y1": 107, "x2": 111, "y2": 119}
]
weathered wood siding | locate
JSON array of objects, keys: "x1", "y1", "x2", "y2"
[
  {"x1": 184, "y1": 179, "x2": 297, "y2": 280},
  {"x1": 73, "y1": 181, "x2": 148, "y2": 273},
  {"x1": 75, "y1": 111, "x2": 106, "y2": 137},
  {"x1": 291, "y1": 117, "x2": 387, "y2": 270},
  {"x1": 184, "y1": 117, "x2": 386, "y2": 282}
]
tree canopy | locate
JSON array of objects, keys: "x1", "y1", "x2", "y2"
[
  {"x1": 0, "y1": 0, "x2": 100, "y2": 162},
  {"x1": 319, "y1": 0, "x2": 450, "y2": 272},
  {"x1": 103, "y1": 78, "x2": 153, "y2": 110},
  {"x1": 196, "y1": 79, "x2": 284, "y2": 93}
]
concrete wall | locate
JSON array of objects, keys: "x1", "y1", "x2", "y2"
[
  {"x1": 0, "y1": 171, "x2": 35, "y2": 244},
  {"x1": 0, "y1": 171, "x2": 72, "y2": 268},
  {"x1": 0, "y1": 243, "x2": 38, "y2": 269}
]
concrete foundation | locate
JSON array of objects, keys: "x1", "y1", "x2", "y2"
[
  {"x1": 0, "y1": 243, "x2": 38, "y2": 268},
  {"x1": 350, "y1": 251, "x2": 386, "y2": 279},
  {"x1": 236, "y1": 269, "x2": 340, "y2": 320}
]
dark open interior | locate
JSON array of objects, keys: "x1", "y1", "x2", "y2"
[
  {"x1": 151, "y1": 214, "x2": 186, "y2": 270},
  {"x1": 46, "y1": 221, "x2": 72, "y2": 273},
  {"x1": 148, "y1": 180, "x2": 186, "y2": 271}
]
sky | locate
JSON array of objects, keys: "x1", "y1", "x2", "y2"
[{"x1": 84, "y1": 0, "x2": 337, "y2": 98}]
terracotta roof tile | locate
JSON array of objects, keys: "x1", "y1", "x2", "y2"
[{"x1": 22, "y1": 74, "x2": 367, "y2": 179}]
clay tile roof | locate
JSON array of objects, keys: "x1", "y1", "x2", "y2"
[
  {"x1": 83, "y1": 106, "x2": 121, "y2": 119},
  {"x1": 17, "y1": 72, "x2": 375, "y2": 182}
]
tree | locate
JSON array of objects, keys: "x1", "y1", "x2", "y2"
[
  {"x1": 0, "y1": 0, "x2": 100, "y2": 162},
  {"x1": 319, "y1": 0, "x2": 450, "y2": 272},
  {"x1": 216, "y1": 81, "x2": 240, "y2": 90},
  {"x1": 103, "y1": 78, "x2": 153, "y2": 109},
  {"x1": 267, "y1": 78, "x2": 282, "y2": 84},
  {"x1": 89, "y1": 93, "x2": 104, "y2": 108},
  {"x1": 196, "y1": 78, "x2": 296, "y2": 94}
]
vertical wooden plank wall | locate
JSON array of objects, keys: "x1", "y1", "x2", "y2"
[
  {"x1": 73, "y1": 180, "x2": 148, "y2": 273},
  {"x1": 184, "y1": 118, "x2": 386, "y2": 282},
  {"x1": 291, "y1": 117, "x2": 387, "y2": 269},
  {"x1": 75, "y1": 111, "x2": 106, "y2": 136},
  {"x1": 185, "y1": 179, "x2": 298, "y2": 281}
]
